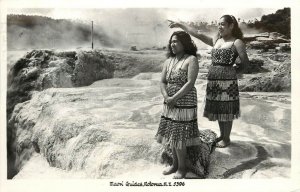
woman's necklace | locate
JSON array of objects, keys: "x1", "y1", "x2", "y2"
[{"x1": 168, "y1": 54, "x2": 185, "y2": 79}]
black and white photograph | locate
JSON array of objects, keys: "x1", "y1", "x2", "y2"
[{"x1": 0, "y1": 0, "x2": 300, "y2": 191}]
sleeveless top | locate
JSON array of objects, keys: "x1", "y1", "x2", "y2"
[
  {"x1": 166, "y1": 56, "x2": 188, "y2": 86},
  {"x1": 211, "y1": 39, "x2": 239, "y2": 66}
]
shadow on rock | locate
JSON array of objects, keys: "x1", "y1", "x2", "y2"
[{"x1": 209, "y1": 141, "x2": 274, "y2": 179}]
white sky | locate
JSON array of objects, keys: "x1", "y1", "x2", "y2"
[{"x1": 7, "y1": 8, "x2": 281, "y2": 23}]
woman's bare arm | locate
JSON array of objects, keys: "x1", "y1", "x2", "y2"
[
  {"x1": 234, "y1": 39, "x2": 250, "y2": 74},
  {"x1": 160, "y1": 59, "x2": 170, "y2": 100},
  {"x1": 168, "y1": 20, "x2": 214, "y2": 47}
]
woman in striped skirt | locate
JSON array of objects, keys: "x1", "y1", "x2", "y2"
[
  {"x1": 168, "y1": 15, "x2": 250, "y2": 148},
  {"x1": 156, "y1": 31, "x2": 216, "y2": 179}
]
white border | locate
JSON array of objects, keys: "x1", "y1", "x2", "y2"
[{"x1": 1, "y1": 0, "x2": 300, "y2": 192}]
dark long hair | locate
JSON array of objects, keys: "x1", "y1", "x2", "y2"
[
  {"x1": 219, "y1": 15, "x2": 243, "y2": 39},
  {"x1": 166, "y1": 31, "x2": 198, "y2": 58}
]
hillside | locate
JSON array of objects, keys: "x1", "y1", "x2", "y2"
[
  {"x1": 188, "y1": 8, "x2": 290, "y2": 38},
  {"x1": 7, "y1": 14, "x2": 118, "y2": 50},
  {"x1": 248, "y1": 8, "x2": 290, "y2": 38}
]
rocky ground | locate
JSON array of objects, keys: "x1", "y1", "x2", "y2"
[
  {"x1": 6, "y1": 33, "x2": 291, "y2": 179},
  {"x1": 11, "y1": 73, "x2": 290, "y2": 179}
]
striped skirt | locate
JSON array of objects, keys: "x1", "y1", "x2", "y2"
[
  {"x1": 156, "y1": 84, "x2": 201, "y2": 149},
  {"x1": 203, "y1": 65, "x2": 240, "y2": 121},
  {"x1": 156, "y1": 83, "x2": 216, "y2": 177}
]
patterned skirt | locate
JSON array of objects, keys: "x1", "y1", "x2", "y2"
[
  {"x1": 203, "y1": 65, "x2": 240, "y2": 121},
  {"x1": 156, "y1": 83, "x2": 216, "y2": 177}
]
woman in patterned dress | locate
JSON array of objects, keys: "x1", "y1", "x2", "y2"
[
  {"x1": 168, "y1": 15, "x2": 250, "y2": 148},
  {"x1": 156, "y1": 31, "x2": 216, "y2": 179}
]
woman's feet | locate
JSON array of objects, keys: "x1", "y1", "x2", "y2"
[
  {"x1": 163, "y1": 165, "x2": 177, "y2": 175},
  {"x1": 163, "y1": 166, "x2": 186, "y2": 179},
  {"x1": 216, "y1": 139, "x2": 231, "y2": 148},
  {"x1": 173, "y1": 169, "x2": 186, "y2": 179}
]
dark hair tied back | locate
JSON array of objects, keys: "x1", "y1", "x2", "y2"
[{"x1": 220, "y1": 15, "x2": 243, "y2": 39}]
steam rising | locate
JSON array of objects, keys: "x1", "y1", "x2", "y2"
[
  {"x1": 91, "y1": 9, "x2": 172, "y2": 48},
  {"x1": 7, "y1": 8, "x2": 280, "y2": 50}
]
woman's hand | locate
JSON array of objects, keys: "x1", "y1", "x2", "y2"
[
  {"x1": 233, "y1": 64, "x2": 244, "y2": 79},
  {"x1": 167, "y1": 20, "x2": 183, "y2": 28},
  {"x1": 165, "y1": 96, "x2": 177, "y2": 108}
]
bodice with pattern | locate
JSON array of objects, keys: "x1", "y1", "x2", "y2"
[
  {"x1": 211, "y1": 48, "x2": 238, "y2": 66},
  {"x1": 167, "y1": 69, "x2": 187, "y2": 86}
]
